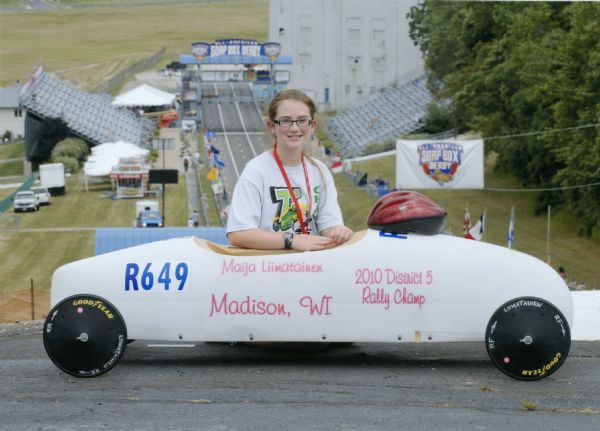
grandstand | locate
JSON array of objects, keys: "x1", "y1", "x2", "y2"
[
  {"x1": 326, "y1": 76, "x2": 432, "y2": 157},
  {"x1": 19, "y1": 69, "x2": 155, "y2": 158}
]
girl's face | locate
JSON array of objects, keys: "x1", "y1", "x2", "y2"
[{"x1": 268, "y1": 99, "x2": 316, "y2": 153}]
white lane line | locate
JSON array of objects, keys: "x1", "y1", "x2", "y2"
[
  {"x1": 235, "y1": 101, "x2": 257, "y2": 157},
  {"x1": 217, "y1": 102, "x2": 240, "y2": 180}
]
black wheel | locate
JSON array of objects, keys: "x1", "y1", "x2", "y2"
[
  {"x1": 485, "y1": 297, "x2": 570, "y2": 380},
  {"x1": 43, "y1": 294, "x2": 127, "y2": 377}
]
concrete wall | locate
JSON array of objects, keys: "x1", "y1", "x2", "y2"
[{"x1": 268, "y1": 0, "x2": 424, "y2": 111}]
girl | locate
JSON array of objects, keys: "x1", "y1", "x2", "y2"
[{"x1": 227, "y1": 89, "x2": 353, "y2": 251}]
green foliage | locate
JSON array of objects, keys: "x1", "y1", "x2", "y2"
[
  {"x1": 51, "y1": 156, "x2": 79, "y2": 174},
  {"x1": 51, "y1": 138, "x2": 90, "y2": 167},
  {"x1": 361, "y1": 140, "x2": 396, "y2": 156},
  {"x1": 408, "y1": 1, "x2": 600, "y2": 236},
  {"x1": 422, "y1": 102, "x2": 454, "y2": 134},
  {"x1": 30, "y1": 118, "x2": 70, "y2": 165}
]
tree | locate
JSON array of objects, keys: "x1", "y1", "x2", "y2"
[{"x1": 408, "y1": 1, "x2": 600, "y2": 237}]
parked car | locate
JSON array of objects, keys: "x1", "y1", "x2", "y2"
[
  {"x1": 13, "y1": 191, "x2": 39, "y2": 212},
  {"x1": 136, "y1": 210, "x2": 163, "y2": 228},
  {"x1": 30, "y1": 186, "x2": 51, "y2": 205}
]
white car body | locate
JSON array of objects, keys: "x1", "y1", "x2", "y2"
[{"x1": 50, "y1": 230, "x2": 573, "y2": 343}]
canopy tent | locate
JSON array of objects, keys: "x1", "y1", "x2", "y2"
[
  {"x1": 112, "y1": 83, "x2": 176, "y2": 107},
  {"x1": 84, "y1": 141, "x2": 149, "y2": 177}
]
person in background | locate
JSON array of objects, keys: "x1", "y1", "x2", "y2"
[
  {"x1": 227, "y1": 89, "x2": 353, "y2": 251},
  {"x1": 191, "y1": 209, "x2": 200, "y2": 227},
  {"x1": 558, "y1": 266, "x2": 567, "y2": 281}
]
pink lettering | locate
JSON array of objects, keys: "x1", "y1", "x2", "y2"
[
  {"x1": 220, "y1": 259, "x2": 256, "y2": 276},
  {"x1": 361, "y1": 286, "x2": 390, "y2": 310},
  {"x1": 209, "y1": 293, "x2": 289, "y2": 317},
  {"x1": 393, "y1": 288, "x2": 426, "y2": 308},
  {"x1": 385, "y1": 269, "x2": 423, "y2": 285},
  {"x1": 262, "y1": 260, "x2": 323, "y2": 273},
  {"x1": 299, "y1": 295, "x2": 333, "y2": 315}
]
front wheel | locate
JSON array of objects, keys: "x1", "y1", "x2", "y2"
[
  {"x1": 485, "y1": 297, "x2": 570, "y2": 380},
  {"x1": 43, "y1": 294, "x2": 127, "y2": 377}
]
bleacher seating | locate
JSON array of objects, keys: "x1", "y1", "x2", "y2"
[
  {"x1": 326, "y1": 76, "x2": 432, "y2": 157},
  {"x1": 20, "y1": 72, "x2": 154, "y2": 147}
]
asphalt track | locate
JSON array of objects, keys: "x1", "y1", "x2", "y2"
[
  {"x1": 1, "y1": 321, "x2": 600, "y2": 430},
  {"x1": 201, "y1": 82, "x2": 271, "y2": 199}
]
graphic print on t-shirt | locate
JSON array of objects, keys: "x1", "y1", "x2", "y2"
[{"x1": 270, "y1": 186, "x2": 312, "y2": 233}]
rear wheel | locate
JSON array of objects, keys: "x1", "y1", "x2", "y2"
[
  {"x1": 485, "y1": 296, "x2": 570, "y2": 380},
  {"x1": 43, "y1": 294, "x2": 127, "y2": 377}
]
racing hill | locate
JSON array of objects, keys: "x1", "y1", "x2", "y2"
[{"x1": 200, "y1": 82, "x2": 263, "y2": 133}]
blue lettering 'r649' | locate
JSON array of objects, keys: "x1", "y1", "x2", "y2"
[{"x1": 125, "y1": 262, "x2": 189, "y2": 292}]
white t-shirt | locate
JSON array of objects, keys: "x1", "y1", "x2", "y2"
[{"x1": 227, "y1": 151, "x2": 343, "y2": 235}]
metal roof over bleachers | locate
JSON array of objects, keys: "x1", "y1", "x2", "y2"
[
  {"x1": 327, "y1": 76, "x2": 432, "y2": 157},
  {"x1": 19, "y1": 71, "x2": 155, "y2": 147}
]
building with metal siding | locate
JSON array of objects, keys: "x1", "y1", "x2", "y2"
[
  {"x1": 268, "y1": 0, "x2": 424, "y2": 111},
  {"x1": 0, "y1": 84, "x2": 24, "y2": 139}
]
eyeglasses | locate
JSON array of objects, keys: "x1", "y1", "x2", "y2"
[{"x1": 273, "y1": 118, "x2": 313, "y2": 128}]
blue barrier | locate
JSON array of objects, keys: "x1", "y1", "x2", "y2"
[{"x1": 94, "y1": 227, "x2": 229, "y2": 255}]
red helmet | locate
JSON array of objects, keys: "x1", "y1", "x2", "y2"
[{"x1": 367, "y1": 191, "x2": 447, "y2": 235}]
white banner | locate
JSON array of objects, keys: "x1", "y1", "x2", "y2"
[{"x1": 396, "y1": 139, "x2": 484, "y2": 189}]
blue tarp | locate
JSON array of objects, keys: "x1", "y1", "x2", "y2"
[{"x1": 94, "y1": 227, "x2": 228, "y2": 255}]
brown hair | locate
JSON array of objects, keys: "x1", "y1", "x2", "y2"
[
  {"x1": 268, "y1": 89, "x2": 327, "y2": 195},
  {"x1": 268, "y1": 89, "x2": 316, "y2": 121}
]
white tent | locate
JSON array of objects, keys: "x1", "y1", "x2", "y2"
[
  {"x1": 112, "y1": 83, "x2": 175, "y2": 107},
  {"x1": 84, "y1": 141, "x2": 149, "y2": 176}
]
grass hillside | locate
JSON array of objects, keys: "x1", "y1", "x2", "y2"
[
  {"x1": 0, "y1": 0, "x2": 268, "y2": 88},
  {"x1": 0, "y1": 174, "x2": 187, "y2": 300},
  {"x1": 334, "y1": 153, "x2": 600, "y2": 289}
]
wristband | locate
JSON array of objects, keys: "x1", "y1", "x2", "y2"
[{"x1": 283, "y1": 232, "x2": 294, "y2": 249}]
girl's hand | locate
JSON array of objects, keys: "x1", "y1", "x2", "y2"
[
  {"x1": 321, "y1": 225, "x2": 354, "y2": 245},
  {"x1": 291, "y1": 234, "x2": 334, "y2": 251}
]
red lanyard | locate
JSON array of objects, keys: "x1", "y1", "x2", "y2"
[{"x1": 272, "y1": 144, "x2": 312, "y2": 235}]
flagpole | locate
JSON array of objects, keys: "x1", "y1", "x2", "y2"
[
  {"x1": 546, "y1": 205, "x2": 551, "y2": 264},
  {"x1": 483, "y1": 207, "x2": 487, "y2": 241},
  {"x1": 508, "y1": 206, "x2": 515, "y2": 249}
]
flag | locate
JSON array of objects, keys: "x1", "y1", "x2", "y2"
[
  {"x1": 210, "y1": 144, "x2": 220, "y2": 155},
  {"x1": 463, "y1": 206, "x2": 471, "y2": 238},
  {"x1": 206, "y1": 167, "x2": 218, "y2": 181},
  {"x1": 330, "y1": 160, "x2": 343, "y2": 174},
  {"x1": 358, "y1": 173, "x2": 368, "y2": 186},
  {"x1": 213, "y1": 153, "x2": 225, "y2": 169},
  {"x1": 467, "y1": 212, "x2": 485, "y2": 241},
  {"x1": 507, "y1": 206, "x2": 515, "y2": 249}
]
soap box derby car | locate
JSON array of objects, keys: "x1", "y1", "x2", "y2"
[{"x1": 43, "y1": 191, "x2": 572, "y2": 380}]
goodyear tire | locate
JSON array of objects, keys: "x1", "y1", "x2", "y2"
[
  {"x1": 43, "y1": 294, "x2": 127, "y2": 377},
  {"x1": 485, "y1": 296, "x2": 570, "y2": 380}
]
